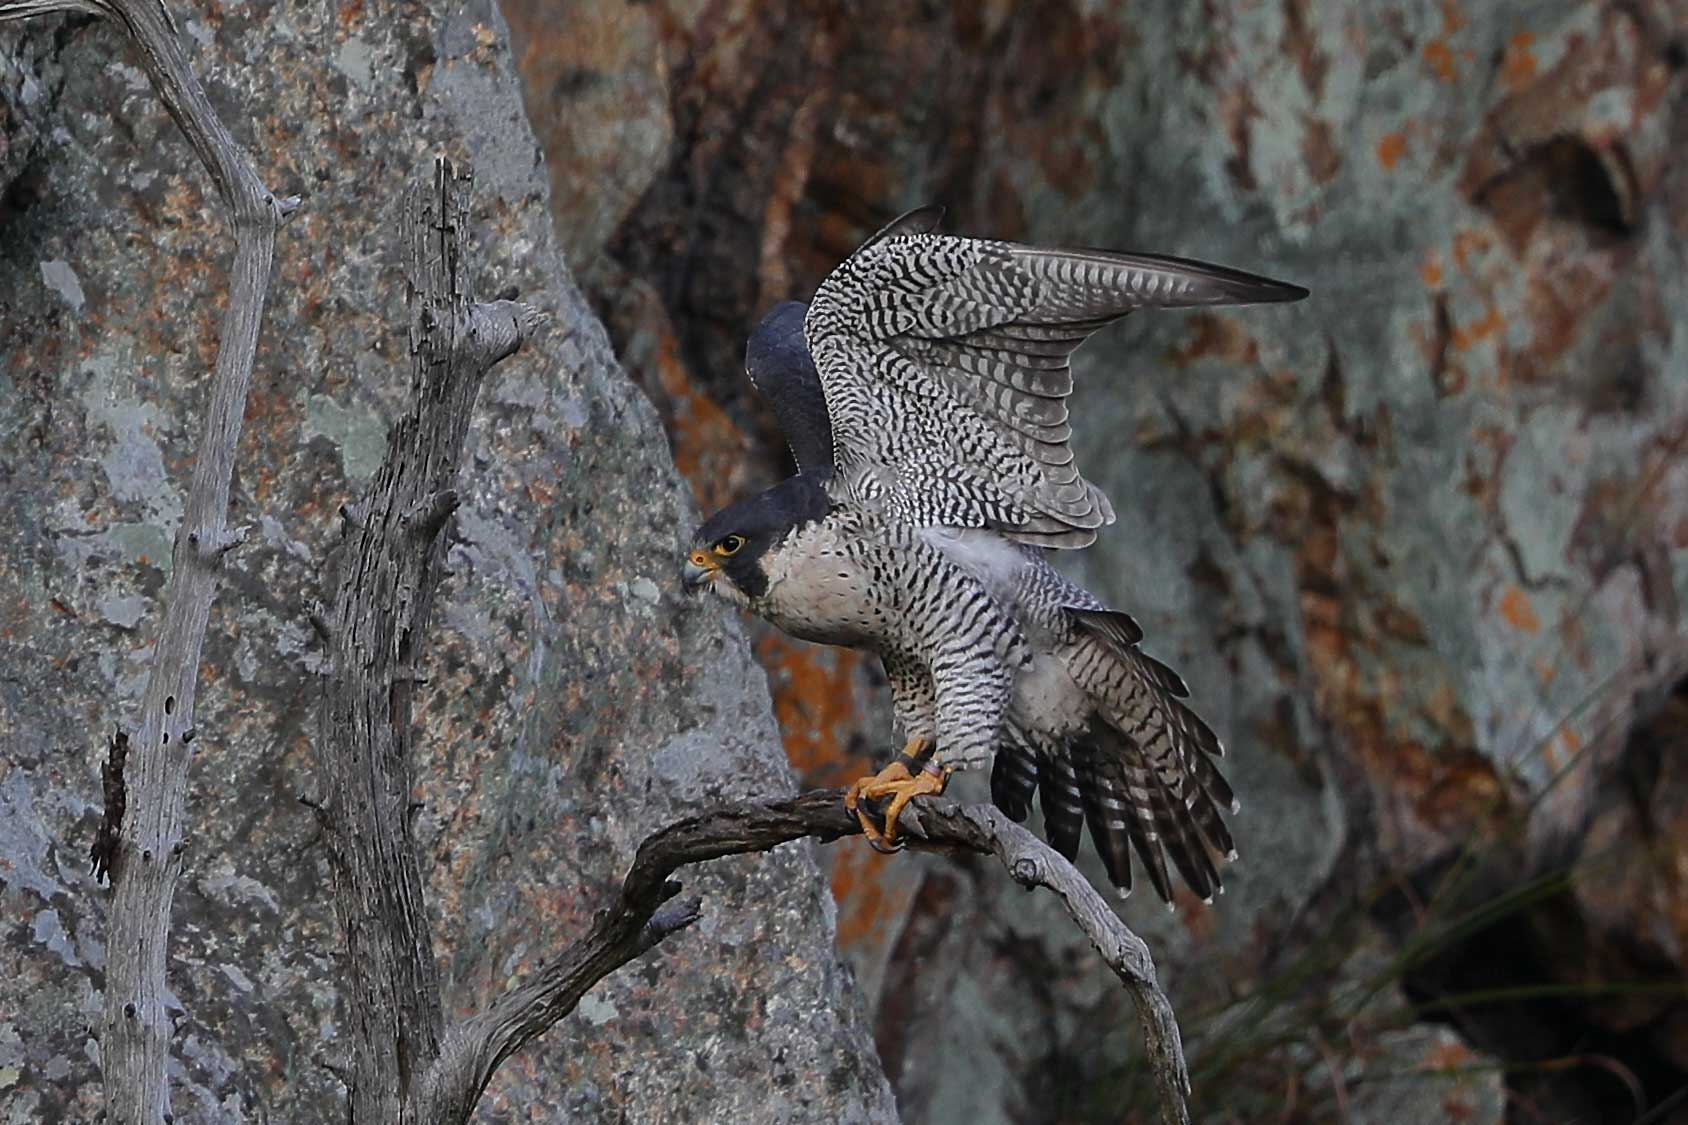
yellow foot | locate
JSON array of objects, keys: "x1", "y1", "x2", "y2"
[{"x1": 844, "y1": 738, "x2": 949, "y2": 853}]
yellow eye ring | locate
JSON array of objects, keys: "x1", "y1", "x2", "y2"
[{"x1": 717, "y1": 534, "x2": 745, "y2": 556}]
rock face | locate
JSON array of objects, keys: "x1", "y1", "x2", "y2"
[
  {"x1": 500, "y1": 0, "x2": 1688, "y2": 1119},
  {"x1": 0, "y1": 2, "x2": 893, "y2": 1121}
]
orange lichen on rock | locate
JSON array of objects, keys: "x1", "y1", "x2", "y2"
[
  {"x1": 644, "y1": 306, "x2": 753, "y2": 516},
  {"x1": 1501, "y1": 31, "x2": 1537, "y2": 92},
  {"x1": 829, "y1": 842, "x2": 904, "y2": 949},
  {"x1": 754, "y1": 632, "x2": 875, "y2": 789},
  {"x1": 1423, "y1": 39, "x2": 1458, "y2": 82},
  {"x1": 1498, "y1": 585, "x2": 1541, "y2": 633},
  {"x1": 1452, "y1": 306, "x2": 1505, "y2": 351},
  {"x1": 1420, "y1": 0, "x2": 1471, "y2": 82},
  {"x1": 1532, "y1": 726, "x2": 1590, "y2": 783},
  {"x1": 1377, "y1": 131, "x2": 1408, "y2": 171},
  {"x1": 1451, "y1": 228, "x2": 1491, "y2": 271}
]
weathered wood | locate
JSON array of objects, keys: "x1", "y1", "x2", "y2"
[
  {"x1": 417, "y1": 790, "x2": 1192, "y2": 1125},
  {"x1": 0, "y1": 1, "x2": 299, "y2": 1119},
  {"x1": 314, "y1": 157, "x2": 541, "y2": 1123}
]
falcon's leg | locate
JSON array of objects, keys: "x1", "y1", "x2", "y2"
[
  {"x1": 847, "y1": 651, "x2": 942, "y2": 851},
  {"x1": 844, "y1": 736, "x2": 949, "y2": 852},
  {"x1": 848, "y1": 617, "x2": 1012, "y2": 848}
]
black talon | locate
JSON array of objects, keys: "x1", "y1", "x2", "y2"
[
  {"x1": 866, "y1": 830, "x2": 904, "y2": 855},
  {"x1": 854, "y1": 796, "x2": 905, "y2": 853}
]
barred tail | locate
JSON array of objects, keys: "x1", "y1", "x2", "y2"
[
  {"x1": 1078, "y1": 721, "x2": 1219, "y2": 902},
  {"x1": 1038, "y1": 750, "x2": 1086, "y2": 862},
  {"x1": 1059, "y1": 625, "x2": 1237, "y2": 904},
  {"x1": 990, "y1": 742, "x2": 1040, "y2": 822}
]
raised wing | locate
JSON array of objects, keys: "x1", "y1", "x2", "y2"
[
  {"x1": 745, "y1": 301, "x2": 832, "y2": 476},
  {"x1": 804, "y1": 214, "x2": 1307, "y2": 546}
]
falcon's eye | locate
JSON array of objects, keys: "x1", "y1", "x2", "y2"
[{"x1": 716, "y1": 534, "x2": 746, "y2": 556}]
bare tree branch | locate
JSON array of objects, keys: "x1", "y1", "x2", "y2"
[
  {"x1": 0, "y1": 1, "x2": 299, "y2": 1119},
  {"x1": 417, "y1": 790, "x2": 1193, "y2": 1125},
  {"x1": 313, "y1": 157, "x2": 541, "y2": 1123}
]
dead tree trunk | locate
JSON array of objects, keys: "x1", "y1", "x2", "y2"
[
  {"x1": 311, "y1": 158, "x2": 541, "y2": 1122},
  {"x1": 0, "y1": 2, "x2": 298, "y2": 1120}
]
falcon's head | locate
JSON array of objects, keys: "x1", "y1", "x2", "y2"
[{"x1": 683, "y1": 473, "x2": 830, "y2": 605}]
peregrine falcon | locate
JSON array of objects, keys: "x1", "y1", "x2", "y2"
[{"x1": 683, "y1": 208, "x2": 1305, "y2": 902}]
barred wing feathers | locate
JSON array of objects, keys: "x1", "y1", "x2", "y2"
[{"x1": 805, "y1": 226, "x2": 1306, "y2": 546}]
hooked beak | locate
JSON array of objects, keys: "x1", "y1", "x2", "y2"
[{"x1": 682, "y1": 549, "x2": 719, "y2": 593}]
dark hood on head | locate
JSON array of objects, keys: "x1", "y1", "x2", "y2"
[
  {"x1": 692, "y1": 473, "x2": 832, "y2": 598},
  {"x1": 694, "y1": 472, "x2": 831, "y2": 548}
]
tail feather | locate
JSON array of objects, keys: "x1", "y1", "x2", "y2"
[
  {"x1": 1155, "y1": 761, "x2": 1222, "y2": 901},
  {"x1": 1123, "y1": 731, "x2": 1218, "y2": 902},
  {"x1": 1038, "y1": 751, "x2": 1086, "y2": 861},
  {"x1": 1185, "y1": 740, "x2": 1234, "y2": 808},
  {"x1": 991, "y1": 742, "x2": 1040, "y2": 822},
  {"x1": 1109, "y1": 746, "x2": 1175, "y2": 902},
  {"x1": 1185, "y1": 754, "x2": 1236, "y2": 858},
  {"x1": 1073, "y1": 746, "x2": 1136, "y2": 896}
]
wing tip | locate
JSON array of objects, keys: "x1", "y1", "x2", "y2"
[
  {"x1": 1011, "y1": 243, "x2": 1309, "y2": 308},
  {"x1": 1246, "y1": 277, "x2": 1310, "y2": 304},
  {"x1": 1183, "y1": 266, "x2": 1309, "y2": 307}
]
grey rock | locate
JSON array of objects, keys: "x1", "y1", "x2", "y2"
[{"x1": 0, "y1": 0, "x2": 894, "y2": 1120}]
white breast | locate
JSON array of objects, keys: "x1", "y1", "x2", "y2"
[{"x1": 754, "y1": 522, "x2": 882, "y2": 647}]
